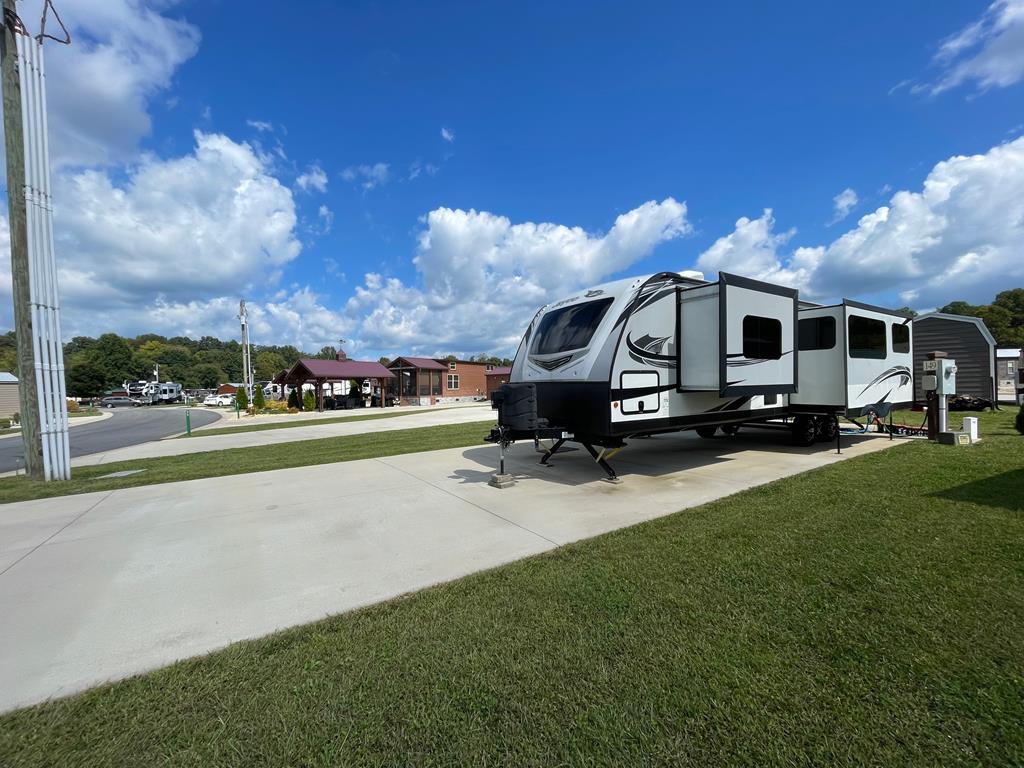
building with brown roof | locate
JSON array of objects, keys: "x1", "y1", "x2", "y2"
[{"x1": 386, "y1": 357, "x2": 505, "y2": 405}]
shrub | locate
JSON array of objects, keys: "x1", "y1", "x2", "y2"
[
  {"x1": 236, "y1": 387, "x2": 249, "y2": 411},
  {"x1": 287, "y1": 407, "x2": 299, "y2": 414},
  {"x1": 262, "y1": 399, "x2": 288, "y2": 412},
  {"x1": 0, "y1": 418, "x2": 10, "y2": 429},
  {"x1": 303, "y1": 389, "x2": 316, "y2": 411},
  {"x1": 1016, "y1": 403, "x2": 1024, "y2": 435},
  {"x1": 11, "y1": 411, "x2": 19, "y2": 424},
  {"x1": 253, "y1": 386, "x2": 266, "y2": 411},
  {"x1": 66, "y1": 399, "x2": 80, "y2": 413},
  {"x1": 287, "y1": 389, "x2": 300, "y2": 409}
]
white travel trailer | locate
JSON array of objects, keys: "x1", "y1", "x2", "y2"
[
  {"x1": 792, "y1": 300, "x2": 914, "y2": 417},
  {"x1": 489, "y1": 271, "x2": 913, "y2": 480}
]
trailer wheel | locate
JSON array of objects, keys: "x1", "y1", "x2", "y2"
[
  {"x1": 695, "y1": 425, "x2": 718, "y2": 439},
  {"x1": 815, "y1": 415, "x2": 838, "y2": 442},
  {"x1": 791, "y1": 415, "x2": 817, "y2": 447},
  {"x1": 720, "y1": 424, "x2": 740, "y2": 436}
]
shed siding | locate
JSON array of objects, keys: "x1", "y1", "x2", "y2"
[
  {"x1": 0, "y1": 382, "x2": 19, "y2": 418},
  {"x1": 912, "y1": 317, "x2": 995, "y2": 402}
]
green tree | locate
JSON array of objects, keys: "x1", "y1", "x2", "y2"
[
  {"x1": 254, "y1": 350, "x2": 287, "y2": 381},
  {"x1": 93, "y1": 333, "x2": 133, "y2": 387},
  {"x1": 287, "y1": 388, "x2": 300, "y2": 409},
  {"x1": 65, "y1": 359, "x2": 107, "y2": 397},
  {"x1": 894, "y1": 307, "x2": 919, "y2": 318},
  {"x1": 939, "y1": 300, "x2": 978, "y2": 316},
  {"x1": 378, "y1": 356, "x2": 391, "y2": 366},
  {"x1": 252, "y1": 385, "x2": 266, "y2": 411},
  {"x1": 191, "y1": 363, "x2": 225, "y2": 389},
  {"x1": 303, "y1": 389, "x2": 316, "y2": 411},
  {"x1": 236, "y1": 387, "x2": 249, "y2": 411},
  {"x1": 315, "y1": 345, "x2": 337, "y2": 360}
]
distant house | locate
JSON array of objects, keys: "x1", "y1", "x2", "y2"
[
  {"x1": 996, "y1": 347, "x2": 1022, "y2": 403},
  {"x1": 0, "y1": 372, "x2": 18, "y2": 418},
  {"x1": 216, "y1": 383, "x2": 242, "y2": 396},
  {"x1": 386, "y1": 357, "x2": 506, "y2": 405},
  {"x1": 387, "y1": 357, "x2": 445, "y2": 405},
  {"x1": 485, "y1": 366, "x2": 511, "y2": 395}
]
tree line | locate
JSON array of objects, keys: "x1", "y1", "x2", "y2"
[
  {"x1": 938, "y1": 288, "x2": 1024, "y2": 347},
  {"x1": 0, "y1": 332, "x2": 514, "y2": 398}
]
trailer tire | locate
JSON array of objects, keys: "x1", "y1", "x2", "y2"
[
  {"x1": 791, "y1": 415, "x2": 817, "y2": 447},
  {"x1": 815, "y1": 415, "x2": 838, "y2": 442},
  {"x1": 720, "y1": 424, "x2": 740, "y2": 436},
  {"x1": 695, "y1": 426, "x2": 718, "y2": 439}
]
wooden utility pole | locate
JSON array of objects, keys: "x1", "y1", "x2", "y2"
[{"x1": 1, "y1": 0, "x2": 43, "y2": 479}]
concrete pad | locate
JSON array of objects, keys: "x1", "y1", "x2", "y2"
[{"x1": 0, "y1": 428, "x2": 902, "y2": 712}]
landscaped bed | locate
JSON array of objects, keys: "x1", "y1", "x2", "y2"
[{"x1": 1, "y1": 409, "x2": 1021, "y2": 766}]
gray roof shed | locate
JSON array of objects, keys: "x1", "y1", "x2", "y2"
[{"x1": 912, "y1": 313, "x2": 996, "y2": 403}]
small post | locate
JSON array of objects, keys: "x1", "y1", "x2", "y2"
[
  {"x1": 489, "y1": 427, "x2": 515, "y2": 488},
  {"x1": 888, "y1": 410, "x2": 893, "y2": 441},
  {"x1": 185, "y1": 405, "x2": 191, "y2": 436},
  {"x1": 835, "y1": 416, "x2": 841, "y2": 455}
]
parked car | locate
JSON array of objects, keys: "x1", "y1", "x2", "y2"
[
  {"x1": 203, "y1": 393, "x2": 236, "y2": 407},
  {"x1": 100, "y1": 396, "x2": 140, "y2": 408}
]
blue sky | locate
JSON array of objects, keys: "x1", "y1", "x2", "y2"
[{"x1": 2, "y1": 0, "x2": 1023, "y2": 357}]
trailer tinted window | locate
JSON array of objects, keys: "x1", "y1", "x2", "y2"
[
  {"x1": 798, "y1": 316, "x2": 836, "y2": 351},
  {"x1": 848, "y1": 315, "x2": 886, "y2": 359},
  {"x1": 742, "y1": 315, "x2": 782, "y2": 359},
  {"x1": 532, "y1": 298, "x2": 614, "y2": 355},
  {"x1": 892, "y1": 322, "x2": 910, "y2": 353}
]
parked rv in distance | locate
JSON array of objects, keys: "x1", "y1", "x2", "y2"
[{"x1": 490, "y1": 270, "x2": 914, "y2": 480}]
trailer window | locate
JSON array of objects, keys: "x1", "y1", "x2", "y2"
[
  {"x1": 742, "y1": 315, "x2": 782, "y2": 360},
  {"x1": 531, "y1": 298, "x2": 614, "y2": 355},
  {"x1": 892, "y1": 322, "x2": 910, "y2": 353},
  {"x1": 848, "y1": 315, "x2": 886, "y2": 359},
  {"x1": 798, "y1": 316, "x2": 836, "y2": 351}
]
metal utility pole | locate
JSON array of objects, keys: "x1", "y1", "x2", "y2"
[
  {"x1": 1, "y1": 1, "x2": 41, "y2": 478},
  {"x1": 239, "y1": 300, "x2": 252, "y2": 403}
]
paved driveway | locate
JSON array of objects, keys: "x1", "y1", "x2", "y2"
[
  {"x1": 0, "y1": 429, "x2": 901, "y2": 712},
  {"x1": 0, "y1": 408, "x2": 221, "y2": 473}
]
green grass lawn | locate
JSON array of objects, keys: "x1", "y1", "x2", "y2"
[
  {"x1": 1, "y1": 411, "x2": 1021, "y2": 766},
  {"x1": 0, "y1": 420, "x2": 495, "y2": 504},
  {"x1": 179, "y1": 405, "x2": 456, "y2": 438}
]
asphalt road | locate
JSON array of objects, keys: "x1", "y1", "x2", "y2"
[{"x1": 0, "y1": 407, "x2": 222, "y2": 473}]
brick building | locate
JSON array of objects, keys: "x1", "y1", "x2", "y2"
[{"x1": 387, "y1": 357, "x2": 503, "y2": 404}]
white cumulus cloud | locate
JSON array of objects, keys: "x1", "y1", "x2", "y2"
[
  {"x1": 345, "y1": 198, "x2": 691, "y2": 355},
  {"x1": 930, "y1": 0, "x2": 1024, "y2": 94},
  {"x1": 295, "y1": 164, "x2": 328, "y2": 193},
  {"x1": 341, "y1": 163, "x2": 390, "y2": 190},
  {"x1": 829, "y1": 187, "x2": 858, "y2": 224},
  {"x1": 29, "y1": 0, "x2": 201, "y2": 168},
  {"x1": 697, "y1": 137, "x2": 1024, "y2": 309},
  {"x1": 440, "y1": 127, "x2": 455, "y2": 143}
]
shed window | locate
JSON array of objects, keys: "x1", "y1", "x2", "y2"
[
  {"x1": 447, "y1": 373, "x2": 459, "y2": 390},
  {"x1": 848, "y1": 315, "x2": 886, "y2": 359},
  {"x1": 1008, "y1": 362, "x2": 1016, "y2": 374},
  {"x1": 448, "y1": 361, "x2": 456, "y2": 370},
  {"x1": 798, "y1": 316, "x2": 836, "y2": 351},
  {"x1": 892, "y1": 323, "x2": 910, "y2": 353},
  {"x1": 531, "y1": 298, "x2": 614, "y2": 355},
  {"x1": 742, "y1": 315, "x2": 782, "y2": 360}
]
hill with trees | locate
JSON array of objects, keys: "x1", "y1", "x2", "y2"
[{"x1": 0, "y1": 331, "x2": 514, "y2": 398}]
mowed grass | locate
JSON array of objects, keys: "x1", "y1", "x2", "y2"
[
  {"x1": 1, "y1": 411, "x2": 1022, "y2": 766},
  {"x1": 0, "y1": 420, "x2": 495, "y2": 504},
  {"x1": 179, "y1": 405, "x2": 457, "y2": 438}
]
